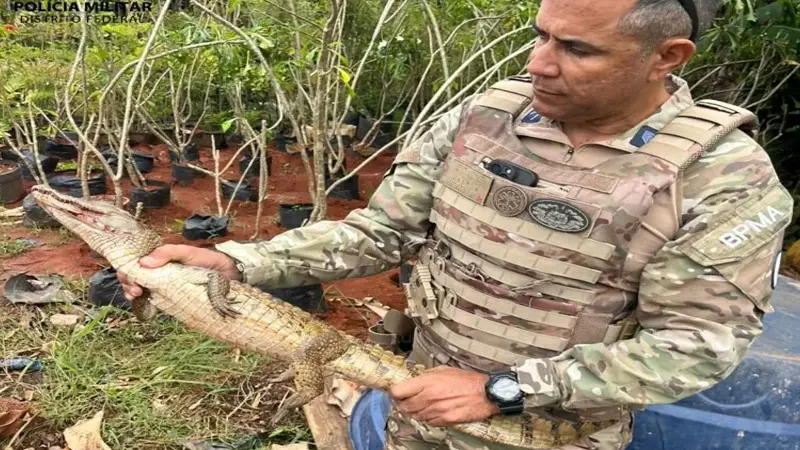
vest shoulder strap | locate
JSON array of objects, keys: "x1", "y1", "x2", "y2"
[
  {"x1": 474, "y1": 75, "x2": 533, "y2": 118},
  {"x1": 638, "y1": 99, "x2": 759, "y2": 170}
]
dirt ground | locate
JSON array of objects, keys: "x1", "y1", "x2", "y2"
[{"x1": 1, "y1": 142, "x2": 407, "y2": 337}]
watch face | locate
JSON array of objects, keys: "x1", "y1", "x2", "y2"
[{"x1": 490, "y1": 377, "x2": 521, "y2": 401}]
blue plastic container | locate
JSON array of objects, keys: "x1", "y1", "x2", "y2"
[
  {"x1": 350, "y1": 388, "x2": 392, "y2": 450},
  {"x1": 349, "y1": 277, "x2": 800, "y2": 450},
  {"x1": 629, "y1": 275, "x2": 800, "y2": 450}
]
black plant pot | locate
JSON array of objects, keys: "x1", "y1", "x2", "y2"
[
  {"x1": 45, "y1": 132, "x2": 79, "y2": 160},
  {"x1": 226, "y1": 132, "x2": 244, "y2": 148},
  {"x1": 195, "y1": 131, "x2": 227, "y2": 148},
  {"x1": 264, "y1": 284, "x2": 327, "y2": 312},
  {"x1": 279, "y1": 203, "x2": 313, "y2": 230},
  {"x1": 17, "y1": 151, "x2": 58, "y2": 180},
  {"x1": 169, "y1": 143, "x2": 200, "y2": 163},
  {"x1": 371, "y1": 132, "x2": 398, "y2": 151},
  {"x1": 399, "y1": 263, "x2": 414, "y2": 285},
  {"x1": 88, "y1": 267, "x2": 131, "y2": 311},
  {"x1": 130, "y1": 180, "x2": 171, "y2": 209},
  {"x1": 0, "y1": 162, "x2": 24, "y2": 204},
  {"x1": 132, "y1": 152, "x2": 155, "y2": 173},
  {"x1": 103, "y1": 149, "x2": 155, "y2": 175},
  {"x1": 47, "y1": 169, "x2": 107, "y2": 197},
  {"x1": 22, "y1": 192, "x2": 61, "y2": 228},
  {"x1": 344, "y1": 111, "x2": 361, "y2": 126},
  {"x1": 182, "y1": 214, "x2": 229, "y2": 240},
  {"x1": 325, "y1": 174, "x2": 359, "y2": 200},
  {"x1": 274, "y1": 134, "x2": 297, "y2": 153},
  {"x1": 128, "y1": 131, "x2": 156, "y2": 146},
  {"x1": 356, "y1": 116, "x2": 373, "y2": 141},
  {"x1": 171, "y1": 163, "x2": 195, "y2": 186},
  {"x1": 220, "y1": 179, "x2": 258, "y2": 202},
  {"x1": 239, "y1": 155, "x2": 272, "y2": 178}
]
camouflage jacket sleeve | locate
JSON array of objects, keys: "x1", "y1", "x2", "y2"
[
  {"x1": 214, "y1": 101, "x2": 471, "y2": 288},
  {"x1": 517, "y1": 130, "x2": 794, "y2": 411}
]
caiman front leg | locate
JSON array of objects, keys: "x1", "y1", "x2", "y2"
[{"x1": 271, "y1": 327, "x2": 351, "y2": 424}]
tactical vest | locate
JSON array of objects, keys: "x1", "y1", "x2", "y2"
[{"x1": 403, "y1": 76, "x2": 758, "y2": 422}]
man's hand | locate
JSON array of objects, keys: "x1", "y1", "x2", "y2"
[
  {"x1": 119, "y1": 244, "x2": 241, "y2": 301},
  {"x1": 388, "y1": 366, "x2": 500, "y2": 427}
]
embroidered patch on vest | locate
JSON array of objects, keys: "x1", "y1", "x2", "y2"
[
  {"x1": 521, "y1": 110, "x2": 542, "y2": 124},
  {"x1": 492, "y1": 186, "x2": 528, "y2": 217},
  {"x1": 439, "y1": 158, "x2": 493, "y2": 205},
  {"x1": 528, "y1": 199, "x2": 591, "y2": 233},
  {"x1": 630, "y1": 125, "x2": 658, "y2": 148}
]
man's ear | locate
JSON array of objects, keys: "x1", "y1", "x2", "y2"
[{"x1": 648, "y1": 38, "x2": 696, "y2": 82}]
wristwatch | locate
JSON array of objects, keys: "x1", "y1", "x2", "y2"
[{"x1": 484, "y1": 371, "x2": 525, "y2": 415}]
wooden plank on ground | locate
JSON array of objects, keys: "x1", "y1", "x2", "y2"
[{"x1": 302, "y1": 395, "x2": 354, "y2": 450}]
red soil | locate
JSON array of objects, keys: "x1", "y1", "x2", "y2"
[{"x1": 1, "y1": 142, "x2": 405, "y2": 337}]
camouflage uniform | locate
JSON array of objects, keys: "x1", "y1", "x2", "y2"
[{"x1": 216, "y1": 75, "x2": 792, "y2": 450}]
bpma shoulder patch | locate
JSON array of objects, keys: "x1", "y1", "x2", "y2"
[{"x1": 681, "y1": 182, "x2": 794, "y2": 265}]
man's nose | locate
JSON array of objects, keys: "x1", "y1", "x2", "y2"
[{"x1": 527, "y1": 40, "x2": 559, "y2": 78}]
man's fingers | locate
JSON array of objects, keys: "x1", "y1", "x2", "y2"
[
  {"x1": 122, "y1": 286, "x2": 144, "y2": 302},
  {"x1": 397, "y1": 393, "x2": 432, "y2": 415},
  {"x1": 139, "y1": 244, "x2": 190, "y2": 268},
  {"x1": 122, "y1": 282, "x2": 143, "y2": 300},
  {"x1": 117, "y1": 271, "x2": 142, "y2": 300},
  {"x1": 413, "y1": 399, "x2": 472, "y2": 426},
  {"x1": 388, "y1": 377, "x2": 427, "y2": 400}
]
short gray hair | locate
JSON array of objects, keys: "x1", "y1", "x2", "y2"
[{"x1": 619, "y1": 0, "x2": 722, "y2": 50}]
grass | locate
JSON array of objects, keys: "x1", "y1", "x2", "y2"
[
  {"x1": 55, "y1": 160, "x2": 79, "y2": 171},
  {"x1": 0, "y1": 237, "x2": 36, "y2": 258},
  {"x1": 0, "y1": 303, "x2": 311, "y2": 449}
]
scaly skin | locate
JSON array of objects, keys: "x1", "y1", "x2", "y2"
[{"x1": 32, "y1": 186, "x2": 611, "y2": 449}]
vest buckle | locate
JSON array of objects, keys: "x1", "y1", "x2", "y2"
[
  {"x1": 463, "y1": 262, "x2": 486, "y2": 282},
  {"x1": 404, "y1": 265, "x2": 439, "y2": 324},
  {"x1": 432, "y1": 239, "x2": 452, "y2": 259}
]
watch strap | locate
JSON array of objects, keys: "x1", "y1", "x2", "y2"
[{"x1": 497, "y1": 402, "x2": 524, "y2": 415}]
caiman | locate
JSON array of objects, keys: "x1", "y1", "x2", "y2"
[{"x1": 32, "y1": 185, "x2": 612, "y2": 449}]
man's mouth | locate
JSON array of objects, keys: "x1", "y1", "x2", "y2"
[{"x1": 533, "y1": 85, "x2": 562, "y2": 96}]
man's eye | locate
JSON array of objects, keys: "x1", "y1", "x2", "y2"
[{"x1": 566, "y1": 45, "x2": 589, "y2": 56}]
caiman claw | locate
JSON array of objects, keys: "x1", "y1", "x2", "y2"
[{"x1": 207, "y1": 272, "x2": 240, "y2": 319}]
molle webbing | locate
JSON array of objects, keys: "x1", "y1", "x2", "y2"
[
  {"x1": 423, "y1": 249, "x2": 577, "y2": 330},
  {"x1": 433, "y1": 242, "x2": 597, "y2": 305},
  {"x1": 474, "y1": 79, "x2": 533, "y2": 117},
  {"x1": 430, "y1": 209, "x2": 602, "y2": 284},
  {"x1": 427, "y1": 320, "x2": 529, "y2": 365},
  {"x1": 433, "y1": 182, "x2": 616, "y2": 261},
  {"x1": 638, "y1": 99, "x2": 758, "y2": 170},
  {"x1": 439, "y1": 294, "x2": 569, "y2": 352},
  {"x1": 424, "y1": 312, "x2": 636, "y2": 366},
  {"x1": 419, "y1": 248, "x2": 637, "y2": 353}
]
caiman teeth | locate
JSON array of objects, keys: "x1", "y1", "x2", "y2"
[{"x1": 36, "y1": 188, "x2": 106, "y2": 215}]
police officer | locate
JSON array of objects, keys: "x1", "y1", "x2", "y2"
[{"x1": 119, "y1": 0, "x2": 793, "y2": 448}]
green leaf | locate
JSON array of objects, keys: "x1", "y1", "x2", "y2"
[
  {"x1": 256, "y1": 35, "x2": 275, "y2": 50},
  {"x1": 337, "y1": 67, "x2": 352, "y2": 85},
  {"x1": 221, "y1": 118, "x2": 236, "y2": 133},
  {"x1": 227, "y1": 0, "x2": 242, "y2": 13}
]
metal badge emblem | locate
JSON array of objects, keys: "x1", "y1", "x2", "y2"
[
  {"x1": 492, "y1": 186, "x2": 528, "y2": 217},
  {"x1": 528, "y1": 199, "x2": 591, "y2": 233}
]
